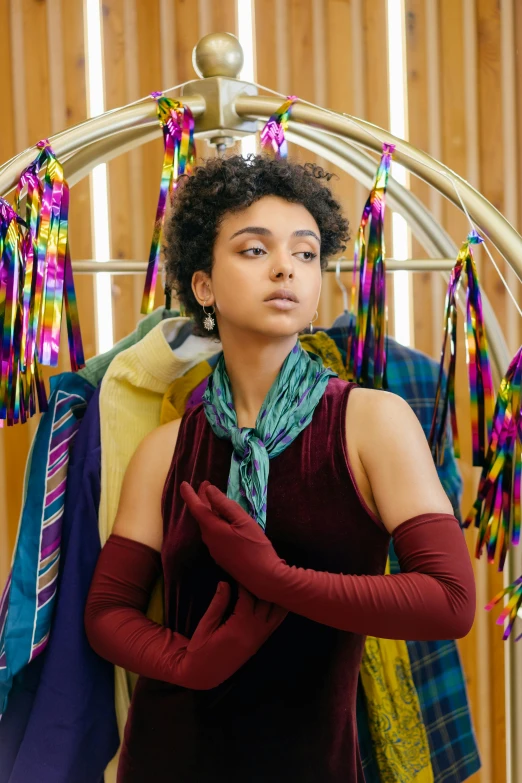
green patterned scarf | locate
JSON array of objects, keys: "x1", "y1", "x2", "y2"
[{"x1": 202, "y1": 341, "x2": 336, "y2": 530}]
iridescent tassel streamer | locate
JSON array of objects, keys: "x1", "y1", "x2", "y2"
[
  {"x1": 485, "y1": 575, "x2": 522, "y2": 641},
  {"x1": 429, "y1": 230, "x2": 494, "y2": 466},
  {"x1": 17, "y1": 140, "x2": 84, "y2": 372},
  {"x1": 465, "y1": 346, "x2": 522, "y2": 573},
  {"x1": 1, "y1": 141, "x2": 85, "y2": 426},
  {"x1": 260, "y1": 96, "x2": 298, "y2": 158},
  {"x1": 0, "y1": 200, "x2": 26, "y2": 426},
  {"x1": 141, "y1": 94, "x2": 196, "y2": 314},
  {"x1": 14, "y1": 164, "x2": 48, "y2": 418},
  {"x1": 35, "y1": 141, "x2": 67, "y2": 366},
  {"x1": 63, "y1": 239, "x2": 84, "y2": 372},
  {"x1": 346, "y1": 143, "x2": 394, "y2": 389}
]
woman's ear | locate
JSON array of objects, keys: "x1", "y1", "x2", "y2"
[{"x1": 192, "y1": 271, "x2": 214, "y2": 306}]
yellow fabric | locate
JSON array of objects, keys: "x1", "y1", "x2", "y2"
[
  {"x1": 360, "y1": 635, "x2": 434, "y2": 782},
  {"x1": 160, "y1": 360, "x2": 213, "y2": 424},
  {"x1": 359, "y1": 565, "x2": 432, "y2": 782},
  {"x1": 98, "y1": 319, "x2": 220, "y2": 781},
  {"x1": 299, "y1": 330, "x2": 350, "y2": 379}
]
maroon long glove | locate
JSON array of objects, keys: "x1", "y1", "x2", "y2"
[
  {"x1": 85, "y1": 534, "x2": 287, "y2": 690},
  {"x1": 180, "y1": 481, "x2": 476, "y2": 640}
]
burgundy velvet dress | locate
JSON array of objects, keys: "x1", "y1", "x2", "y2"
[{"x1": 117, "y1": 378, "x2": 390, "y2": 782}]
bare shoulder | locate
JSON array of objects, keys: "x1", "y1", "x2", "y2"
[
  {"x1": 111, "y1": 418, "x2": 182, "y2": 551},
  {"x1": 346, "y1": 386, "x2": 423, "y2": 446},
  {"x1": 346, "y1": 386, "x2": 453, "y2": 532},
  {"x1": 125, "y1": 417, "x2": 182, "y2": 485},
  {"x1": 137, "y1": 417, "x2": 183, "y2": 463}
]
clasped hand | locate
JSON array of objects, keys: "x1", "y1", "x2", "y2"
[
  {"x1": 180, "y1": 481, "x2": 287, "y2": 603},
  {"x1": 177, "y1": 580, "x2": 286, "y2": 690}
]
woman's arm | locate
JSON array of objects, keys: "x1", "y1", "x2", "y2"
[
  {"x1": 85, "y1": 422, "x2": 287, "y2": 687},
  {"x1": 110, "y1": 418, "x2": 181, "y2": 550}
]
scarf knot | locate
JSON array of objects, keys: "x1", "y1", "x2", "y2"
[{"x1": 203, "y1": 342, "x2": 336, "y2": 530}]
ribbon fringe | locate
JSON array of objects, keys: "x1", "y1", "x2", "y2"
[
  {"x1": 346, "y1": 143, "x2": 394, "y2": 389},
  {"x1": 486, "y1": 575, "x2": 522, "y2": 642},
  {"x1": 141, "y1": 94, "x2": 196, "y2": 315},
  {"x1": 429, "y1": 231, "x2": 494, "y2": 467},
  {"x1": 260, "y1": 96, "x2": 298, "y2": 159},
  {"x1": 465, "y1": 346, "x2": 521, "y2": 572},
  {"x1": 0, "y1": 140, "x2": 84, "y2": 425}
]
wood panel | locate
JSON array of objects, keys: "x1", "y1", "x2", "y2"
[
  {"x1": 0, "y1": 0, "x2": 94, "y2": 581},
  {"x1": 103, "y1": 0, "x2": 238, "y2": 346},
  {"x1": 60, "y1": 0, "x2": 97, "y2": 363},
  {"x1": 500, "y1": 0, "x2": 521, "y2": 356},
  {"x1": 1, "y1": 0, "x2": 52, "y2": 559},
  {"x1": 0, "y1": 0, "x2": 18, "y2": 582},
  {"x1": 1, "y1": 3, "x2": 521, "y2": 780},
  {"x1": 476, "y1": 3, "x2": 507, "y2": 780},
  {"x1": 406, "y1": 4, "x2": 483, "y2": 781},
  {"x1": 102, "y1": 0, "x2": 139, "y2": 343},
  {"x1": 324, "y1": 0, "x2": 357, "y2": 321},
  {"x1": 405, "y1": 0, "x2": 434, "y2": 358}
]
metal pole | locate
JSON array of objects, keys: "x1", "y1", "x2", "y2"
[{"x1": 72, "y1": 258, "x2": 458, "y2": 275}]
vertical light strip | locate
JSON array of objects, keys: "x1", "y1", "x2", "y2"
[
  {"x1": 9, "y1": 0, "x2": 28, "y2": 152},
  {"x1": 160, "y1": 0, "x2": 177, "y2": 89},
  {"x1": 386, "y1": 0, "x2": 412, "y2": 346},
  {"x1": 123, "y1": 1, "x2": 146, "y2": 315},
  {"x1": 426, "y1": 0, "x2": 445, "y2": 358},
  {"x1": 500, "y1": 0, "x2": 520, "y2": 356},
  {"x1": 462, "y1": 1, "x2": 492, "y2": 778},
  {"x1": 46, "y1": 0, "x2": 67, "y2": 135},
  {"x1": 463, "y1": 0, "x2": 480, "y2": 190},
  {"x1": 312, "y1": 0, "x2": 332, "y2": 323},
  {"x1": 84, "y1": 0, "x2": 114, "y2": 353},
  {"x1": 500, "y1": 6, "x2": 521, "y2": 780},
  {"x1": 275, "y1": 0, "x2": 289, "y2": 96},
  {"x1": 197, "y1": 0, "x2": 211, "y2": 39},
  {"x1": 236, "y1": 0, "x2": 257, "y2": 158},
  {"x1": 351, "y1": 0, "x2": 366, "y2": 215}
]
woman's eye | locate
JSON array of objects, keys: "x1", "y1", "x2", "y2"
[
  {"x1": 240, "y1": 247, "x2": 266, "y2": 257},
  {"x1": 296, "y1": 251, "x2": 318, "y2": 262}
]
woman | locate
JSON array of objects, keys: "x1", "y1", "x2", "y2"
[{"x1": 85, "y1": 154, "x2": 475, "y2": 782}]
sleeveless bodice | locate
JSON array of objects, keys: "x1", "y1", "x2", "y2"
[{"x1": 118, "y1": 378, "x2": 390, "y2": 782}]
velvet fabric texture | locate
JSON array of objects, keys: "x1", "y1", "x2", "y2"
[{"x1": 117, "y1": 378, "x2": 390, "y2": 782}]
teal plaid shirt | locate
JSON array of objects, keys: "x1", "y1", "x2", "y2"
[{"x1": 325, "y1": 318, "x2": 480, "y2": 783}]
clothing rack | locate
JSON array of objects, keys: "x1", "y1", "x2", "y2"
[{"x1": 72, "y1": 258, "x2": 457, "y2": 274}]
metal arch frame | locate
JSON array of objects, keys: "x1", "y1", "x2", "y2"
[
  {"x1": 0, "y1": 93, "x2": 513, "y2": 375},
  {"x1": 0, "y1": 87, "x2": 520, "y2": 782}
]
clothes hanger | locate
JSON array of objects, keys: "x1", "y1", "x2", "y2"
[{"x1": 168, "y1": 319, "x2": 194, "y2": 349}]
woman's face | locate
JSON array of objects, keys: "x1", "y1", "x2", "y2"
[{"x1": 192, "y1": 195, "x2": 322, "y2": 339}]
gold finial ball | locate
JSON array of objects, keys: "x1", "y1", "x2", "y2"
[{"x1": 192, "y1": 32, "x2": 244, "y2": 79}]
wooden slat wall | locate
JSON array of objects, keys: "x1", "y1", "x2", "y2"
[
  {"x1": 0, "y1": 0, "x2": 96, "y2": 572},
  {"x1": 1, "y1": 2, "x2": 522, "y2": 780}
]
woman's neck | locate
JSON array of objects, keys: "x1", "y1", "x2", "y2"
[{"x1": 220, "y1": 328, "x2": 297, "y2": 429}]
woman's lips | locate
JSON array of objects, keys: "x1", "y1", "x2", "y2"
[{"x1": 264, "y1": 298, "x2": 299, "y2": 310}]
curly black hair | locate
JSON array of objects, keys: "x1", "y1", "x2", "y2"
[{"x1": 163, "y1": 153, "x2": 350, "y2": 336}]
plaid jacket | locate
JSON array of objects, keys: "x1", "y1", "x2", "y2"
[{"x1": 324, "y1": 320, "x2": 481, "y2": 783}]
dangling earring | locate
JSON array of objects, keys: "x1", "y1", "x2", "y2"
[
  {"x1": 309, "y1": 310, "x2": 318, "y2": 333},
  {"x1": 202, "y1": 297, "x2": 216, "y2": 331}
]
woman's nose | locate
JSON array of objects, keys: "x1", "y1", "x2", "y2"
[{"x1": 269, "y1": 260, "x2": 294, "y2": 281}]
